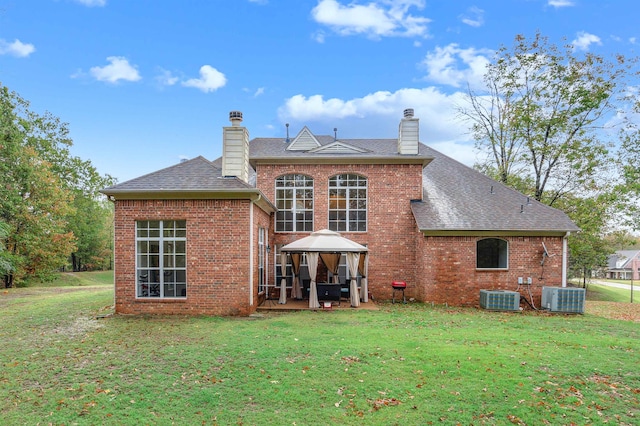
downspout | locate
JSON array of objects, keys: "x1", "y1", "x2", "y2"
[
  {"x1": 247, "y1": 192, "x2": 264, "y2": 308},
  {"x1": 562, "y1": 232, "x2": 570, "y2": 287},
  {"x1": 249, "y1": 201, "x2": 254, "y2": 307},
  {"x1": 108, "y1": 196, "x2": 117, "y2": 310}
]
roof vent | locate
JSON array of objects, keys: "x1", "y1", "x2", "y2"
[
  {"x1": 229, "y1": 111, "x2": 243, "y2": 126},
  {"x1": 403, "y1": 108, "x2": 414, "y2": 118}
]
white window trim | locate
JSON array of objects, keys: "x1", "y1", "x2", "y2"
[{"x1": 135, "y1": 220, "x2": 187, "y2": 299}]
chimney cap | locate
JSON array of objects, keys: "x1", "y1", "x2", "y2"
[
  {"x1": 403, "y1": 108, "x2": 414, "y2": 118},
  {"x1": 229, "y1": 111, "x2": 243, "y2": 124}
]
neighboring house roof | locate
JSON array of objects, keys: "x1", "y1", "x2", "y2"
[
  {"x1": 607, "y1": 250, "x2": 640, "y2": 270},
  {"x1": 411, "y1": 145, "x2": 580, "y2": 236},
  {"x1": 100, "y1": 156, "x2": 275, "y2": 213}
]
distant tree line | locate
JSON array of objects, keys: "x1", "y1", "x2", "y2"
[
  {"x1": 0, "y1": 83, "x2": 115, "y2": 287},
  {"x1": 460, "y1": 32, "x2": 640, "y2": 280}
]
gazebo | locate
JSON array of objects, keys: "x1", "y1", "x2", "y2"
[{"x1": 279, "y1": 229, "x2": 369, "y2": 309}]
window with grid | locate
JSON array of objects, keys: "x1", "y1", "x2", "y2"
[
  {"x1": 275, "y1": 174, "x2": 314, "y2": 232},
  {"x1": 329, "y1": 174, "x2": 367, "y2": 232},
  {"x1": 136, "y1": 220, "x2": 187, "y2": 298}
]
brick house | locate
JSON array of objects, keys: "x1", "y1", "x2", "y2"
[{"x1": 102, "y1": 109, "x2": 579, "y2": 316}]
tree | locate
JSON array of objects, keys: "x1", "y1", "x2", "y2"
[
  {"x1": 0, "y1": 83, "x2": 114, "y2": 286},
  {"x1": 461, "y1": 32, "x2": 631, "y2": 206},
  {"x1": 615, "y1": 102, "x2": 640, "y2": 232},
  {"x1": 0, "y1": 221, "x2": 14, "y2": 277},
  {"x1": 460, "y1": 32, "x2": 638, "y2": 279},
  {"x1": 559, "y1": 194, "x2": 613, "y2": 285}
]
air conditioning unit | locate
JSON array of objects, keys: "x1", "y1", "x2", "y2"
[
  {"x1": 541, "y1": 287, "x2": 585, "y2": 314},
  {"x1": 480, "y1": 290, "x2": 520, "y2": 311}
]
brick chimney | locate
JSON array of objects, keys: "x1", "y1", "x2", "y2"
[
  {"x1": 398, "y1": 108, "x2": 419, "y2": 155},
  {"x1": 222, "y1": 111, "x2": 250, "y2": 182}
]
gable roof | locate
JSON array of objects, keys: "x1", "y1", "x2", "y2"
[
  {"x1": 411, "y1": 146, "x2": 580, "y2": 236},
  {"x1": 100, "y1": 156, "x2": 275, "y2": 212},
  {"x1": 308, "y1": 140, "x2": 370, "y2": 154},
  {"x1": 608, "y1": 250, "x2": 640, "y2": 269},
  {"x1": 250, "y1": 136, "x2": 432, "y2": 166},
  {"x1": 287, "y1": 126, "x2": 321, "y2": 151}
]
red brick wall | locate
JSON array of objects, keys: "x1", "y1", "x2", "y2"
[
  {"x1": 113, "y1": 199, "x2": 269, "y2": 316},
  {"x1": 256, "y1": 163, "x2": 423, "y2": 299},
  {"x1": 414, "y1": 235, "x2": 565, "y2": 308}
]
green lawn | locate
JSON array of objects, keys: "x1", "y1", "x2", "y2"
[
  {"x1": 1, "y1": 273, "x2": 638, "y2": 425},
  {"x1": 580, "y1": 281, "x2": 638, "y2": 303}
]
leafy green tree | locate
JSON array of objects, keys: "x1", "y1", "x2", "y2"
[
  {"x1": 461, "y1": 32, "x2": 631, "y2": 206},
  {"x1": 0, "y1": 83, "x2": 114, "y2": 286},
  {"x1": 0, "y1": 221, "x2": 14, "y2": 276},
  {"x1": 68, "y1": 196, "x2": 113, "y2": 271},
  {"x1": 615, "y1": 106, "x2": 640, "y2": 232},
  {"x1": 559, "y1": 194, "x2": 613, "y2": 285},
  {"x1": 460, "y1": 32, "x2": 638, "y2": 279}
]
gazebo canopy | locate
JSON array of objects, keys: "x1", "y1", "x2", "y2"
[{"x1": 280, "y1": 229, "x2": 368, "y2": 253}]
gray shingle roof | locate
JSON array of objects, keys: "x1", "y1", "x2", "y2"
[
  {"x1": 102, "y1": 156, "x2": 253, "y2": 194},
  {"x1": 607, "y1": 250, "x2": 640, "y2": 269},
  {"x1": 249, "y1": 136, "x2": 432, "y2": 164},
  {"x1": 411, "y1": 145, "x2": 580, "y2": 235},
  {"x1": 102, "y1": 133, "x2": 578, "y2": 234}
]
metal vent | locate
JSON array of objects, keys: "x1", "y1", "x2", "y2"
[{"x1": 479, "y1": 290, "x2": 520, "y2": 311}]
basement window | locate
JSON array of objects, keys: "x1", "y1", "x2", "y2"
[
  {"x1": 136, "y1": 220, "x2": 187, "y2": 298},
  {"x1": 476, "y1": 238, "x2": 508, "y2": 269}
]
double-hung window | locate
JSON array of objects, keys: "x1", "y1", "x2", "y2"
[
  {"x1": 275, "y1": 174, "x2": 313, "y2": 232},
  {"x1": 136, "y1": 220, "x2": 187, "y2": 298},
  {"x1": 329, "y1": 174, "x2": 367, "y2": 232}
]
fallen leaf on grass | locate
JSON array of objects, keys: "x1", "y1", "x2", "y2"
[{"x1": 371, "y1": 398, "x2": 401, "y2": 411}]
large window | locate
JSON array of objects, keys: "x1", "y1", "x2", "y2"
[
  {"x1": 329, "y1": 174, "x2": 367, "y2": 232},
  {"x1": 275, "y1": 174, "x2": 313, "y2": 232},
  {"x1": 476, "y1": 238, "x2": 508, "y2": 269},
  {"x1": 136, "y1": 220, "x2": 186, "y2": 298}
]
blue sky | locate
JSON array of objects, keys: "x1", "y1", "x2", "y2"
[{"x1": 1, "y1": 0, "x2": 638, "y2": 182}]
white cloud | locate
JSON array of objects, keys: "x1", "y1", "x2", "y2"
[
  {"x1": 460, "y1": 6, "x2": 484, "y2": 27},
  {"x1": 572, "y1": 31, "x2": 602, "y2": 51},
  {"x1": 547, "y1": 0, "x2": 574, "y2": 7},
  {"x1": 89, "y1": 56, "x2": 141, "y2": 83},
  {"x1": 73, "y1": 0, "x2": 107, "y2": 6},
  {"x1": 182, "y1": 65, "x2": 227, "y2": 93},
  {"x1": 278, "y1": 87, "x2": 475, "y2": 163},
  {"x1": 311, "y1": 0, "x2": 431, "y2": 39},
  {"x1": 421, "y1": 43, "x2": 491, "y2": 89},
  {"x1": 629, "y1": 37, "x2": 637, "y2": 44},
  {"x1": 0, "y1": 39, "x2": 36, "y2": 57},
  {"x1": 155, "y1": 68, "x2": 179, "y2": 86},
  {"x1": 313, "y1": 31, "x2": 326, "y2": 43},
  {"x1": 254, "y1": 87, "x2": 265, "y2": 97}
]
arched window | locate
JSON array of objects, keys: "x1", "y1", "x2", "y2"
[
  {"x1": 275, "y1": 174, "x2": 313, "y2": 232},
  {"x1": 329, "y1": 174, "x2": 367, "y2": 232},
  {"x1": 477, "y1": 238, "x2": 508, "y2": 269}
]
